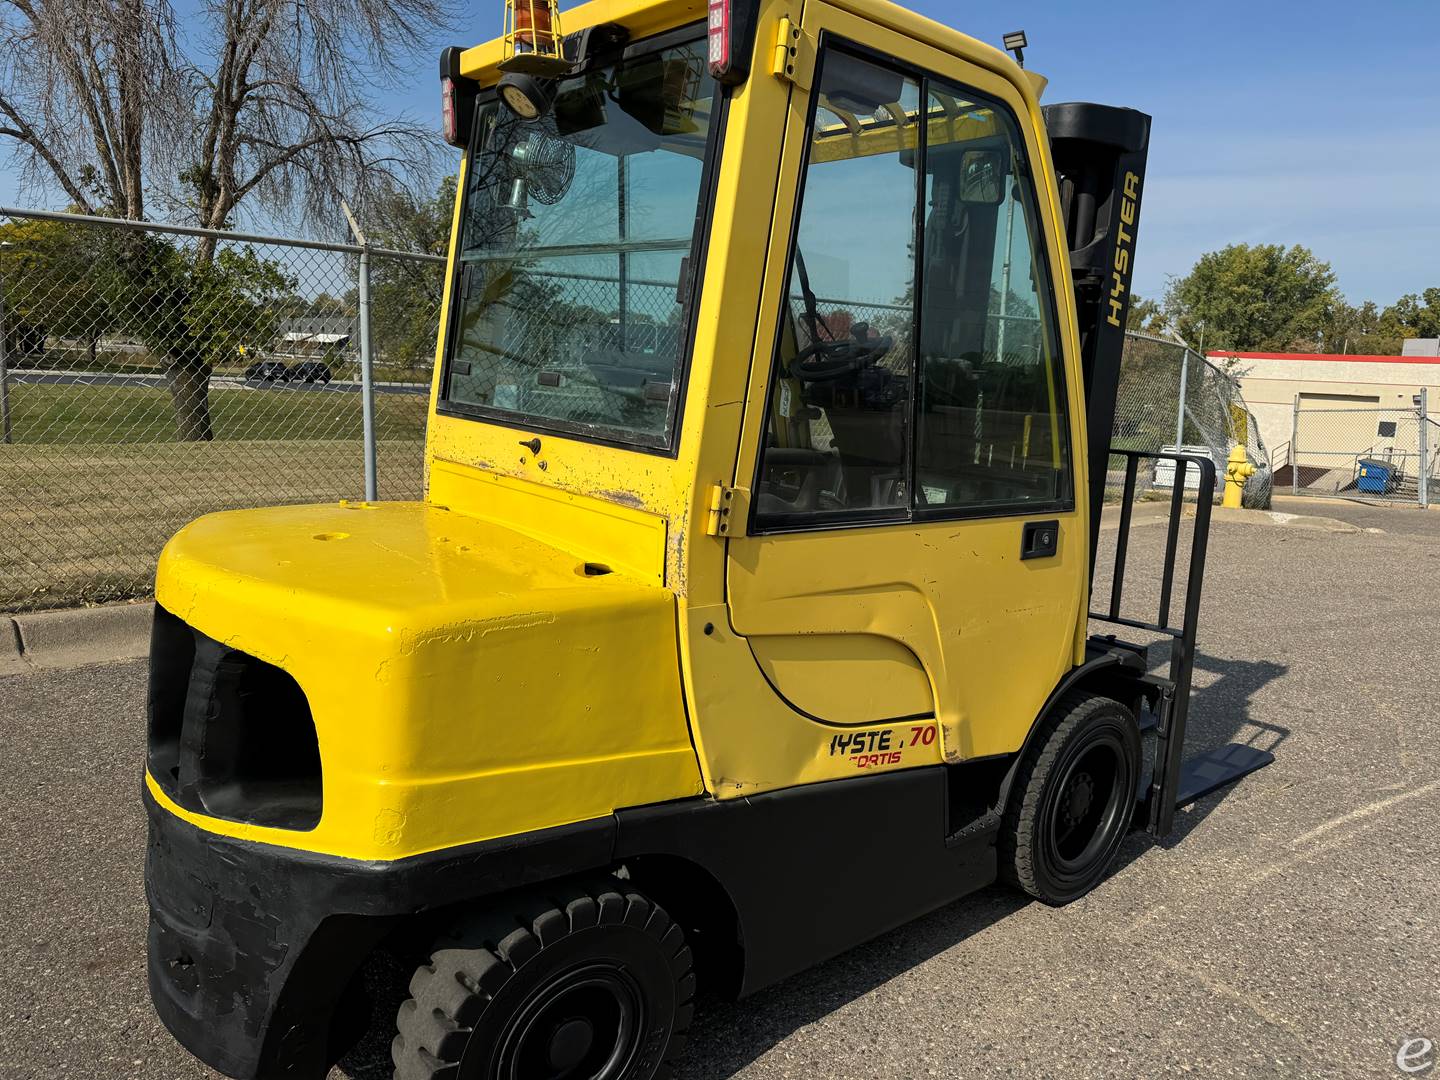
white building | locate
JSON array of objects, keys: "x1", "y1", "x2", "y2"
[{"x1": 1208, "y1": 351, "x2": 1440, "y2": 471}]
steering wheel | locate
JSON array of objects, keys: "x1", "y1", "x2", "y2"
[{"x1": 789, "y1": 334, "x2": 895, "y2": 382}]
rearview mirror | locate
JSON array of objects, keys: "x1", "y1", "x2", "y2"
[{"x1": 960, "y1": 149, "x2": 1005, "y2": 204}]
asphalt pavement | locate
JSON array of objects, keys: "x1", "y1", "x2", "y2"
[{"x1": 1, "y1": 498, "x2": 1437, "y2": 1079}]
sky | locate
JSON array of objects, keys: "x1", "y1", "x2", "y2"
[
  {"x1": 3, "y1": 0, "x2": 1437, "y2": 307},
  {"x1": 938, "y1": 0, "x2": 1440, "y2": 307}
]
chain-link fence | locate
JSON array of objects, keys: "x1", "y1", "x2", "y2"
[
  {"x1": 1109, "y1": 331, "x2": 1270, "y2": 509},
  {"x1": 0, "y1": 205, "x2": 1270, "y2": 613},
  {"x1": 0, "y1": 206, "x2": 443, "y2": 611},
  {"x1": 1275, "y1": 395, "x2": 1436, "y2": 506}
]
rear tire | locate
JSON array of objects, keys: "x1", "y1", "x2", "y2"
[
  {"x1": 392, "y1": 877, "x2": 694, "y2": 1080},
  {"x1": 1000, "y1": 692, "x2": 1141, "y2": 905}
]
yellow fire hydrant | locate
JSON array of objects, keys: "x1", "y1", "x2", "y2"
[{"x1": 1223, "y1": 444, "x2": 1255, "y2": 508}]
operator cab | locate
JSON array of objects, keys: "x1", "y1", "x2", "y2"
[{"x1": 757, "y1": 49, "x2": 1067, "y2": 521}]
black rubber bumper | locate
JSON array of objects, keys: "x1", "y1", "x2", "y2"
[{"x1": 143, "y1": 785, "x2": 615, "y2": 1080}]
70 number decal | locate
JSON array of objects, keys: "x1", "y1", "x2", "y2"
[{"x1": 827, "y1": 723, "x2": 937, "y2": 770}]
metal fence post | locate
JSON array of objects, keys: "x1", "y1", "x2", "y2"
[
  {"x1": 0, "y1": 275, "x2": 11, "y2": 445},
  {"x1": 1174, "y1": 346, "x2": 1189, "y2": 447},
  {"x1": 357, "y1": 246, "x2": 378, "y2": 503},
  {"x1": 1419, "y1": 387, "x2": 1430, "y2": 510},
  {"x1": 1291, "y1": 394, "x2": 1300, "y2": 496}
]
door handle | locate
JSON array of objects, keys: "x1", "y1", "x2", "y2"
[{"x1": 1021, "y1": 520, "x2": 1060, "y2": 560}]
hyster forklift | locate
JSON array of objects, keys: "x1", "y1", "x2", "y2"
[{"x1": 142, "y1": 0, "x2": 1274, "y2": 1076}]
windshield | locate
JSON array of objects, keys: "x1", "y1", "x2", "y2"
[{"x1": 441, "y1": 37, "x2": 717, "y2": 448}]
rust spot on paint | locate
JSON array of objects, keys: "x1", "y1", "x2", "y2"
[
  {"x1": 940, "y1": 722, "x2": 966, "y2": 763},
  {"x1": 596, "y1": 488, "x2": 647, "y2": 510}
]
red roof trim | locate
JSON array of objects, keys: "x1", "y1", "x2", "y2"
[{"x1": 1206, "y1": 351, "x2": 1440, "y2": 365}]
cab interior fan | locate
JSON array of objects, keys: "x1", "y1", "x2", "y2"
[{"x1": 502, "y1": 119, "x2": 576, "y2": 215}]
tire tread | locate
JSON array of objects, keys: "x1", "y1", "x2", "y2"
[
  {"x1": 389, "y1": 875, "x2": 692, "y2": 1080},
  {"x1": 999, "y1": 691, "x2": 1139, "y2": 905}
]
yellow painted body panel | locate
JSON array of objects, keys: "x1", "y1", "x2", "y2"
[
  {"x1": 679, "y1": 0, "x2": 1092, "y2": 794},
  {"x1": 748, "y1": 633, "x2": 933, "y2": 724},
  {"x1": 151, "y1": 501, "x2": 701, "y2": 858},
  {"x1": 148, "y1": 0, "x2": 1098, "y2": 856},
  {"x1": 679, "y1": 607, "x2": 945, "y2": 797},
  {"x1": 428, "y1": 460, "x2": 668, "y2": 582},
  {"x1": 727, "y1": 516, "x2": 1082, "y2": 764}
]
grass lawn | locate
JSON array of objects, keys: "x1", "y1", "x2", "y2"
[
  {"x1": 4, "y1": 380, "x2": 426, "y2": 445},
  {"x1": 0, "y1": 382, "x2": 429, "y2": 610}
]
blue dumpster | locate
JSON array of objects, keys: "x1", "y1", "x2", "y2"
[{"x1": 1357, "y1": 458, "x2": 1396, "y2": 494}]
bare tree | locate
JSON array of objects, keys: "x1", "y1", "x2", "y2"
[
  {"x1": 0, "y1": 0, "x2": 452, "y2": 438},
  {"x1": 0, "y1": 0, "x2": 183, "y2": 218}
]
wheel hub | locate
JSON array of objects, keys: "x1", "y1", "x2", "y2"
[
  {"x1": 1064, "y1": 771, "x2": 1095, "y2": 826},
  {"x1": 494, "y1": 964, "x2": 643, "y2": 1080},
  {"x1": 546, "y1": 1017, "x2": 595, "y2": 1072}
]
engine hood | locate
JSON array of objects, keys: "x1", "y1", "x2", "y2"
[
  {"x1": 159, "y1": 500, "x2": 637, "y2": 628},
  {"x1": 151, "y1": 501, "x2": 702, "y2": 859}
]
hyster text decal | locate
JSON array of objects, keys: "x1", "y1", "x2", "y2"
[
  {"x1": 1104, "y1": 170, "x2": 1141, "y2": 328},
  {"x1": 828, "y1": 724, "x2": 937, "y2": 769}
]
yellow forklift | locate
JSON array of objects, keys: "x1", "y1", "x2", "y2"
[{"x1": 142, "y1": 1, "x2": 1272, "y2": 1076}]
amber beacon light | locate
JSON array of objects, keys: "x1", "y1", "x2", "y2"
[{"x1": 502, "y1": 0, "x2": 570, "y2": 73}]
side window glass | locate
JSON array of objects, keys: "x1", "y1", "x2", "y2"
[
  {"x1": 914, "y1": 84, "x2": 1070, "y2": 510},
  {"x1": 754, "y1": 54, "x2": 920, "y2": 522}
]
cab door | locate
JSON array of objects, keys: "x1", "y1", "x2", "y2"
[{"x1": 721, "y1": 5, "x2": 1087, "y2": 774}]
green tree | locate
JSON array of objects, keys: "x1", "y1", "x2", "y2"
[
  {"x1": 308, "y1": 294, "x2": 353, "y2": 318},
  {"x1": 1325, "y1": 299, "x2": 1402, "y2": 355},
  {"x1": 1126, "y1": 294, "x2": 1167, "y2": 335},
  {"x1": 0, "y1": 0, "x2": 447, "y2": 438},
  {"x1": 1378, "y1": 288, "x2": 1440, "y2": 343},
  {"x1": 0, "y1": 217, "x2": 112, "y2": 363},
  {"x1": 94, "y1": 233, "x2": 295, "y2": 433},
  {"x1": 366, "y1": 178, "x2": 455, "y2": 375},
  {"x1": 1163, "y1": 244, "x2": 1343, "y2": 352}
]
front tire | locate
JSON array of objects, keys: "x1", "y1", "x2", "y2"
[
  {"x1": 392, "y1": 878, "x2": 694, "y2": 1080},
  {"x1": 1000, "y1": 692, "x2": 1141, "y2": 905}
]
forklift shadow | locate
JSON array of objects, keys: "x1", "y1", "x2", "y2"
[
  {"x1": 1117, "y1": 646, "x2": 1289, "y2": 863},
  {"x1": 678, "y1": 885, "x2": 1030, "y2": 1080}
]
